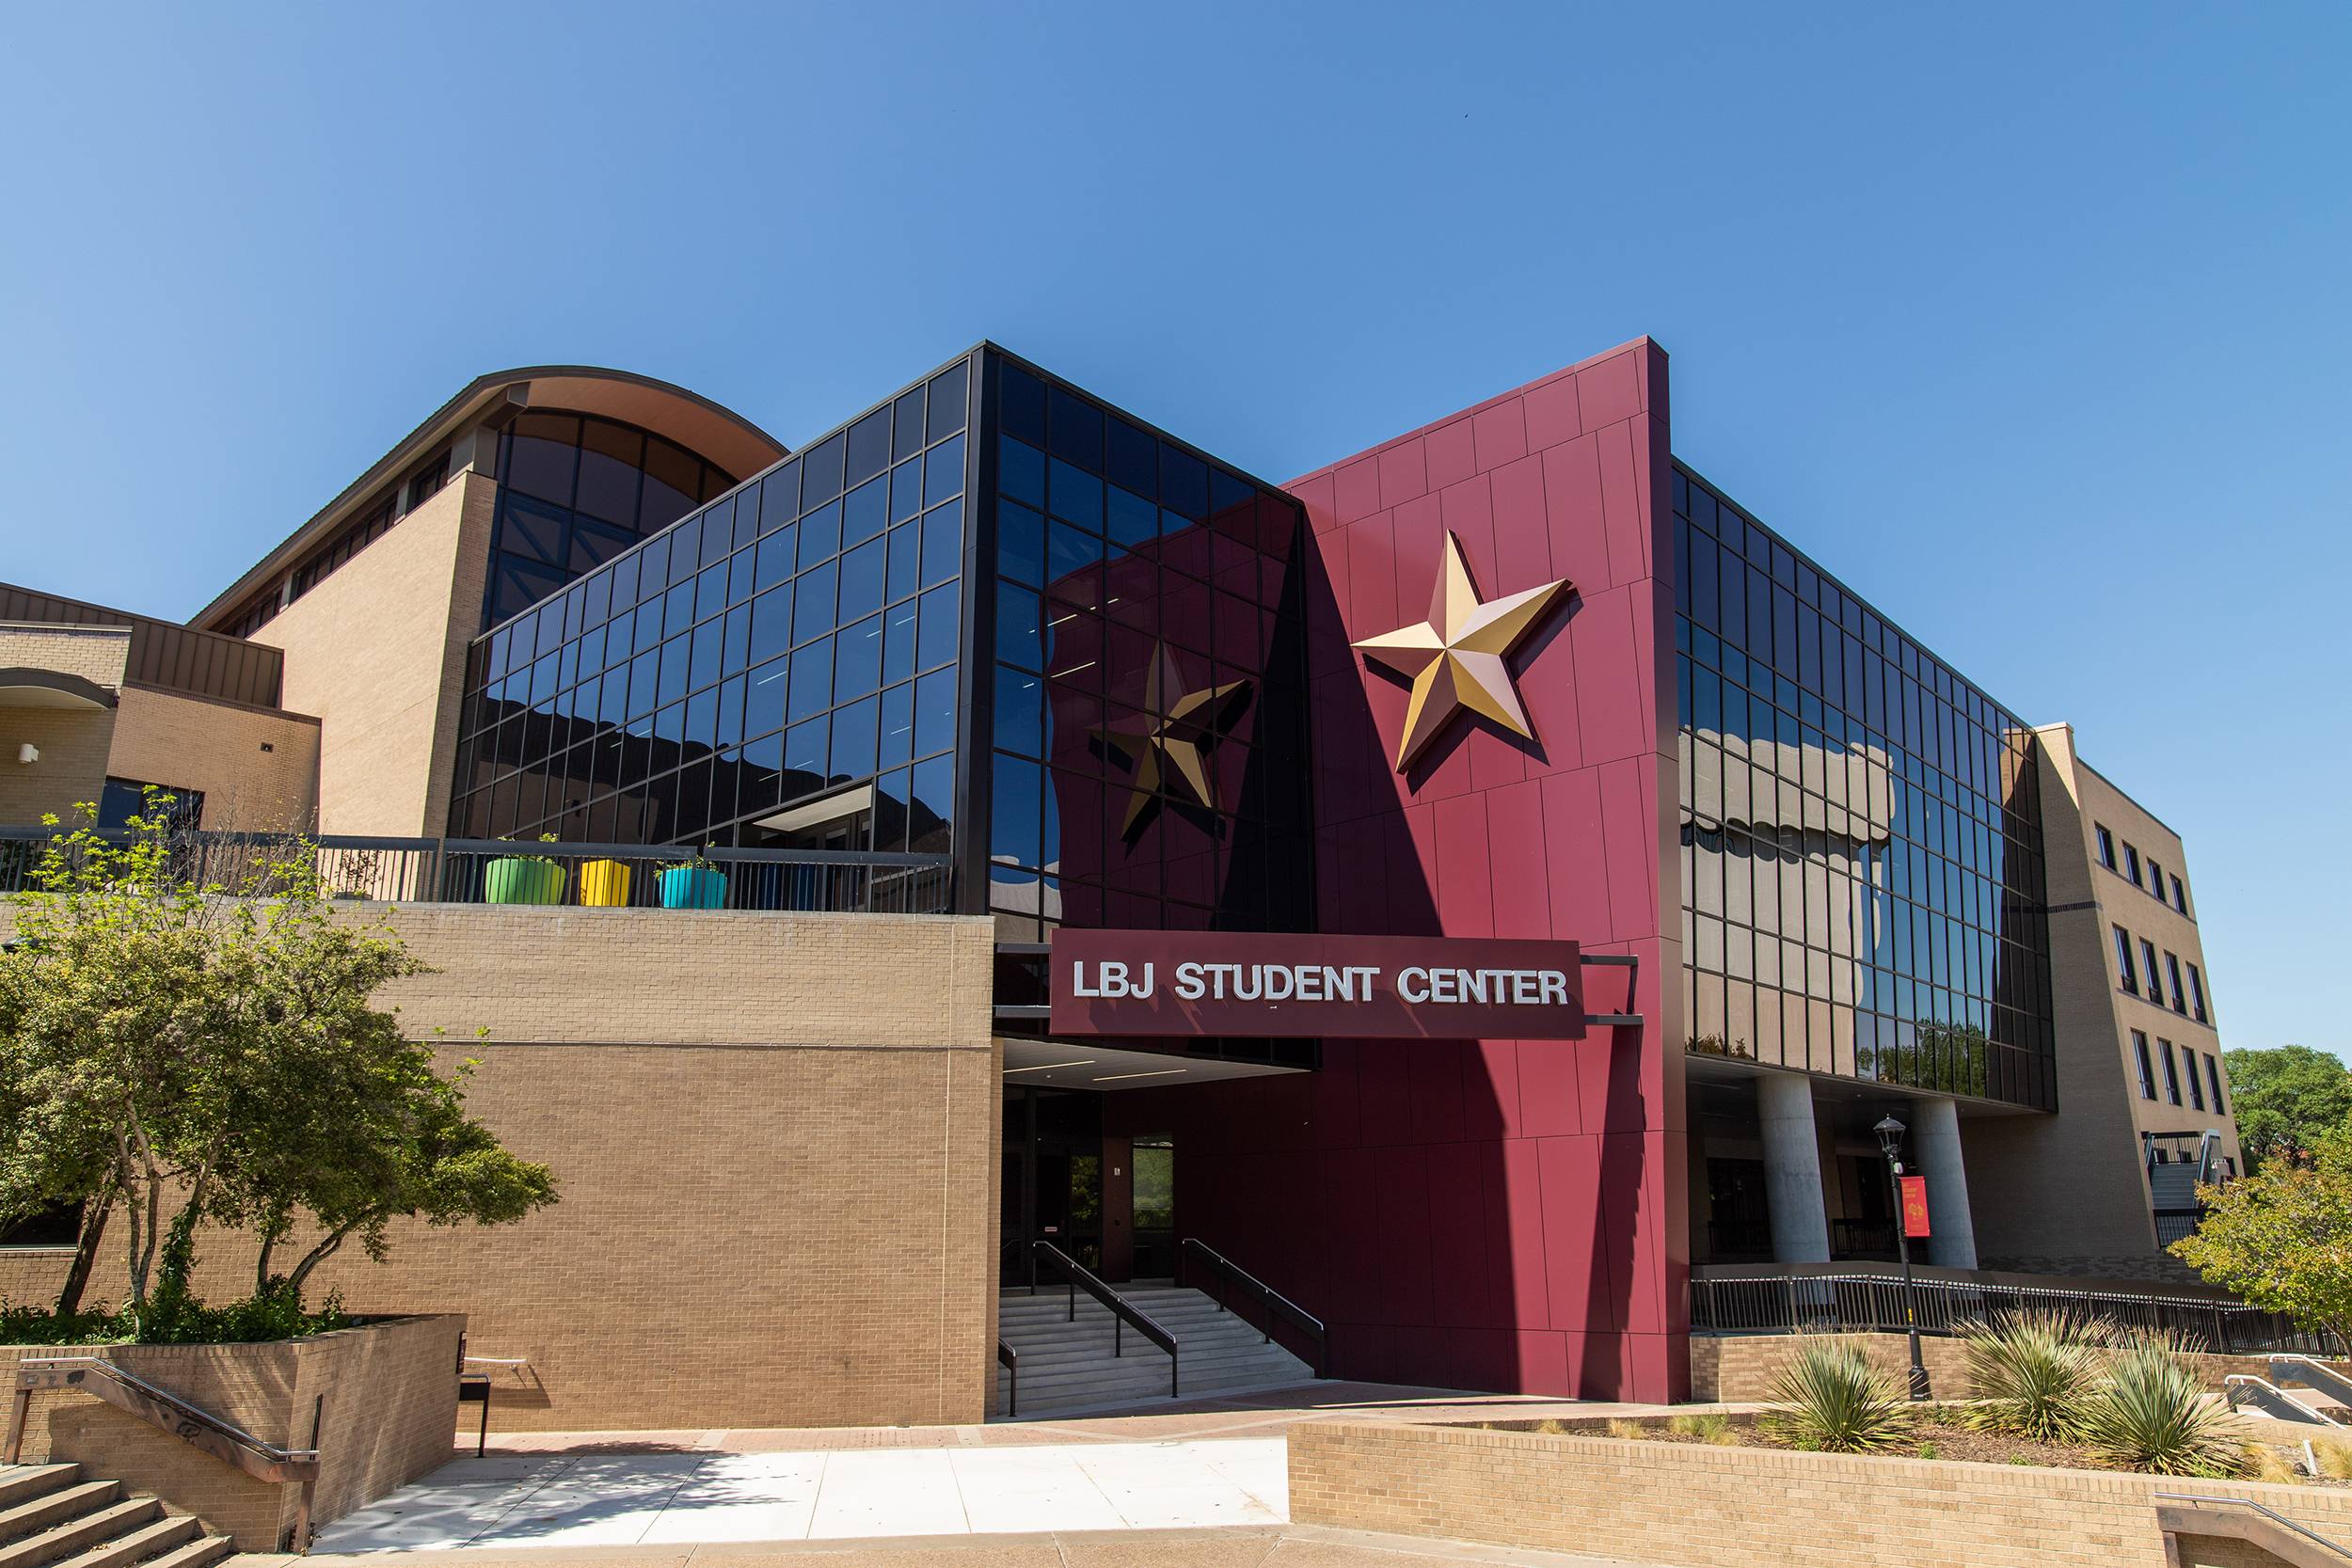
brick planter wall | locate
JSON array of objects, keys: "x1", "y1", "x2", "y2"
[
  {"x1": 5, "y1": 1314, "x2": 461, "y2": 1551},
  {"x1": 1691, "y1": 1332, "x2": 2341, "y2": 1405},
  {"x1": 1289, "y1": 1417, "x2": 2352, "y2": 1567}
]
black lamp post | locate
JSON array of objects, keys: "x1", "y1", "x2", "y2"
[{"x1": 1873, "y1": 1114, "x2": 1931, "y2": 1401}]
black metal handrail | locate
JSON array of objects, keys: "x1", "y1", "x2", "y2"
[
  {"x1": 8, "y1": 1354, "x2": 323, "y2": 1551},
  {"x1": 1180, "y1": 1237, "x2": 1328, "y2": 1378},
  {"x1": 1692, "y1": 1269, "x2": 2326, "y2": 1354},
  {"x1": 2154, "y1": 1494, "x2": 2352, "y2": 1563},
  {"x1": 996, "y1": 1338, "x2": 1019, "y2": 1418},
  {"x1": 0, "y1": 827, "x2": 953, "y2": 915},
  {"x1": 1029, "y1": 1240, "x2": 1179, "y2": 1399}
]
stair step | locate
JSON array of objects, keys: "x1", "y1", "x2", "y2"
[
  {"x1": 47, "y1": 1513, "x2": 199, "y2": 1568},
  {"x1": 0, "y1": 1498, "x2": 157, "y2": 1568},
  {"x1": 0, "y1": 1483, "x2": 121, "y2": 1549},
  {"x1": 126, "y1": 1539, "x2": 233, "y2": 1568},
  {"x1": 0, "y1": 1472, "x2": 80, "y2": 1515}
]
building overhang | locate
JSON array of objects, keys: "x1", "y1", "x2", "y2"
[
  {"x1": 0, "y1": 667, "x2": 117, "y2": 711},
  {"x1": 190, "y1": 365, "x2": 789, "y2": 632}
]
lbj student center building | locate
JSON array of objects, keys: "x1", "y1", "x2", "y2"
[{"x1": 0, "y1": 338, "x2": 2245, "y2": 1428}]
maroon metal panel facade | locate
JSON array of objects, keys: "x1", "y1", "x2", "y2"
[{"x1": 1105, "y1": 338, "x2": 1688, "y2": 1402}]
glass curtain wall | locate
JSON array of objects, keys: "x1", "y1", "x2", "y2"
[
  {"x1": 483, "y1": 412, "x2": 743, "y2": 629},
  {"x1": 1672, "y1": 465, "x2": 2056, "y2": 1109},
  {"x1": 975, "y1": 350, "x2": 1316, "y2": 941},
  {"x1": 451, "y1": 357, "x2": 975, "y2": 856}
]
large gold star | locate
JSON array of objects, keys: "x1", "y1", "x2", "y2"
[
  {"x1": 1091, "y1": 644, "x2": 1254, "y2": 839},
  {"x1": 1353, "y1": 532, "x2": 1573, "y2": 770}
]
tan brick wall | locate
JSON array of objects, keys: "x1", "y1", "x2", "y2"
[
  {"x1": 0, "y1": 704, "x2": 115, "y2": 827},
  {"x1": 254, "y1": 472, "x2": 494, "y2": 836},
  {"x1": 104, "y1": 686, "x2": 321, "y2": 832},
  {"x1": 1, "y1": 907, "x2": 1005, "y2": 1433},
  {"x1": 4, "y1": 1315, "x2": 460, "y2": 1552},
  {"x1": 0, "y1": 624, "x2": 132, "y2": 686},
  {"x1": 1289, "y1": 1416, "x2": 2352, "y2": 1567}
]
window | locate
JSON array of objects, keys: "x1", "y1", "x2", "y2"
[
  {"x1": 2148, "y1": 857, "x2": 2165, "y2": 901},
  {"x1": 0, "y1": 1201, "x2": 80, "y2": 1249},
  {"x1": 2114, "y1": 926, "x2": 2138, "y2": 994},
  {"x1": 2204, "y1": 1054, "x2": 2226, "y2": 1116},
  {"x1": 97, "y1": 778, "x2": 203, "y2": 833},
  {"x1": 2123, "y1": 843, "x2": 2142, "y2": 888},
  {"x1": 2187, "y1": 963, "x2": 2209, "y2": 1023},
  {"x1": 406, "y1": 448, "x2": 453, "y2": 512},
  {"x1": 2158, "y1": 1038, "x2": 2183, "y2": 1106},
  {"x1": 2096, "y1": 825, "x2": 2116, "y2": 869},
  {"x1": 2170, "y1": 874, "x2": 2188, "y2": 915},
  {"x1": 2185, "y1": 1047, "x2": 2205, "y2": 1111},
  {"x1": 2164, "y1": 952, "x2": 2186, "y2": 1014},
  {"x1": 2141, "y1": 939, "x2": 2162, "y2": 1004},
  {"x1": 2132, "y1": 1032, "x2": 2156, "y2": 1101}
]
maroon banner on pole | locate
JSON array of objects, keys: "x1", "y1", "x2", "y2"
[
  {"x1": 1900, "y1": 1175, "x2": 1931, "y2": 1239},
  {"x1": 1047, "y1": 929, "x2": 1585, "y2": 1040}
]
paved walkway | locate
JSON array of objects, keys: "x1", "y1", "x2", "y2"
[
  {"x1": 263, "y1": 1523, "x2": 1675, "y2": 1568},
  {"x1": 298, "y1": 1384, "x2": 1702, "y2": 1560}
]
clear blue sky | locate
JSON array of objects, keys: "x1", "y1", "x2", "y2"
[{"x1": 5, "y1": 6, "x2": 2344, "y2": 1058}]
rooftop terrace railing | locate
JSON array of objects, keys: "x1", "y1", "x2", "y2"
[
  {"x1": 1693, "y1": 1268, "x2": 2328, "y2": 1355},
  {"x1": 0, "y1": 828, "x2": 955, "y2": 917}
]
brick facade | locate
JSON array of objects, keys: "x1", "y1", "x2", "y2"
[
  {"x1": 253, "y1": 472, "x2": 494, "y2": 836},
  {"x1": 4, "y1": 1315, "x2": 461, "y2": 1552},
  {"x1": 0, "y1": 905, "x2": 1003, "y2": 1433},
  {"x1": 1289, "y1": 1416, "x2": 2352, "y2": 1567},
  {"x1": 104, "y1": 686, "x2": 321, "y2": 832}
]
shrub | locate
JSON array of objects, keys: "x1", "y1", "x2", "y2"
[
  {"x1": 1668, "y1": 1413, "x2": 1734, "y2": 1443},
  {"x1": 2076, "y1": 1343, "x2": 2253, "y2": 1478},
  {"x1": 1605, "y1": 1418, "x2": 1646, "y2": 1439},
  {"x1": 1959, "y1": 1311, "x2": 2100, "y2": 1442},
  {"x1": 1759, "y1": 1340, "x2": 1914, "y2": 1453}
]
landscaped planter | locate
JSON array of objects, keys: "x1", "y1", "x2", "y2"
[
  {"x1": 579, "y1": 859, "x2": 632, "y2": 907},
  {"x1": 658, "y1": 865, "x2": 727, "y2": 909},
  {"x1": 484, "y1": 857, "x2": 565, "y2": 906},
  {"x1": 1289, "y1": 1415, "x2": 2352, "y2": 1568},
  {"x1": 3, "y1": 1315, "x2": 463, "y2": 1553}
]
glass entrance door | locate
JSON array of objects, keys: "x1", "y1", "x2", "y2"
[{"x1": 1002, "y1": 1086, "x2": 1104, "y2": 1286}]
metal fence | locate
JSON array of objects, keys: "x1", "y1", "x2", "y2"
[
  {"x1": 0, "y1": 829, "x2": 955, "y2": 917},
  {"x1": 1692, "y1": 1271, "x2": 2327, "y2": 1355}
]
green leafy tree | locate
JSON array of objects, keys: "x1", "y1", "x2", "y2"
[
  {"x1": 2223, "y1": 1045, "x2": 2352, "y2": 1170},
  {"x1": 2171, "y1": 1129, "x2": 2352, "y2": 1354},
  {"x1": 0, "y1": 794, "x2": 556, "y2": 1322}
]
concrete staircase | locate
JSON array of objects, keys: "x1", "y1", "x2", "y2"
[
  {"x1": 0, "y1": 1464, "x2": 231, "y2": 1568},
  {"x1": 996, "y1": 1284, "x2": 1316, "y2": 1418}
]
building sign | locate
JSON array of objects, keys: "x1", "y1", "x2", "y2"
[
  {"x1": 1899, "y1": 1175, "x2": 1931, "y2": 1239},
  {"x1": 1048, "y1": 929, "x2": 1585, "y2": 1040}
]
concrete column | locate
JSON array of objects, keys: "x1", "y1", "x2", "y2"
[
  {"x1": 1909, "y1": 1095, "x2": 1979, "y2": 1270},
  {"x1": 1756, "y1": 1072, "x2": 1832, "y2": 1263}
]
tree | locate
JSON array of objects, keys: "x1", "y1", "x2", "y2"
[
  {"x1": 0, "y1": 795, "x2": 556, "y2": 1320},
  {"x1": 2225, "y1": 1045, "x2": 2352, "y2": 1171},
  {"x1": 2171, "y1": 1129, "x2": 2352, "y2": 1354}
]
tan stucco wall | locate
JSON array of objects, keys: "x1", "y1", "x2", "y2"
[
  {"x1": 253, "y1": 472, "x2": 494, "y2": 836},
  {"x1": 106, "y1": 686, "x2": 322, "y2": 832},
  {"x1": 0, "y1": 906, "x2": 1004, "y2": 1433}
]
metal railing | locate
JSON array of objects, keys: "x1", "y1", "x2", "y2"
[
  {"x1": 996, "y1": 1339, "x2": 1019, "y2": 1418},
  {"x1": 1180, "y1": 1237, "x2": 1328, "y2": 1378},
  {"x1": 7, "y1": 1355, "x2": 323, "y2": 1552},
  {"x1": 0, "y1": 828, "x2": 954, "y2": 916},
  {"x1": 1030, "y1": 1240, "x2": 1179, "y2": 1399},
  {"x1": 2154, "y1": 1494, "x2": 2352, "y2": 1565},
  {"x1": 1692, "y1": 1270, "x2": 2326, "y2": 1354}
]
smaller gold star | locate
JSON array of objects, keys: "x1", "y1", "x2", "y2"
[
  {"x1": 1092, "y1": 644, "x2": 1254, "y2": 838},
  {"x1": 1353, "y1": 532, "x2": 1573, "y2": 770}
]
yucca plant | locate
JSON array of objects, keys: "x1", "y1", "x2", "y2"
[
  {"x1": 1958, "y1": 1311, "x2": 2100, "y2": 1441},
  {"x1": 1759, "y1": 1339, "x2": 1914, "y2": 1453},
  {"x1": 2076, "y1": 1342, "x2": 2253, "y2": 1478}
]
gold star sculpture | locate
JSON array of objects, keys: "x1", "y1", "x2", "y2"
[
  {"x1": 1353, "y1": 531, "x2": 1573, "y2": 770},
  {"x1": 1091, "y1": 643, "x2": 1253, "y2": 839}
]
